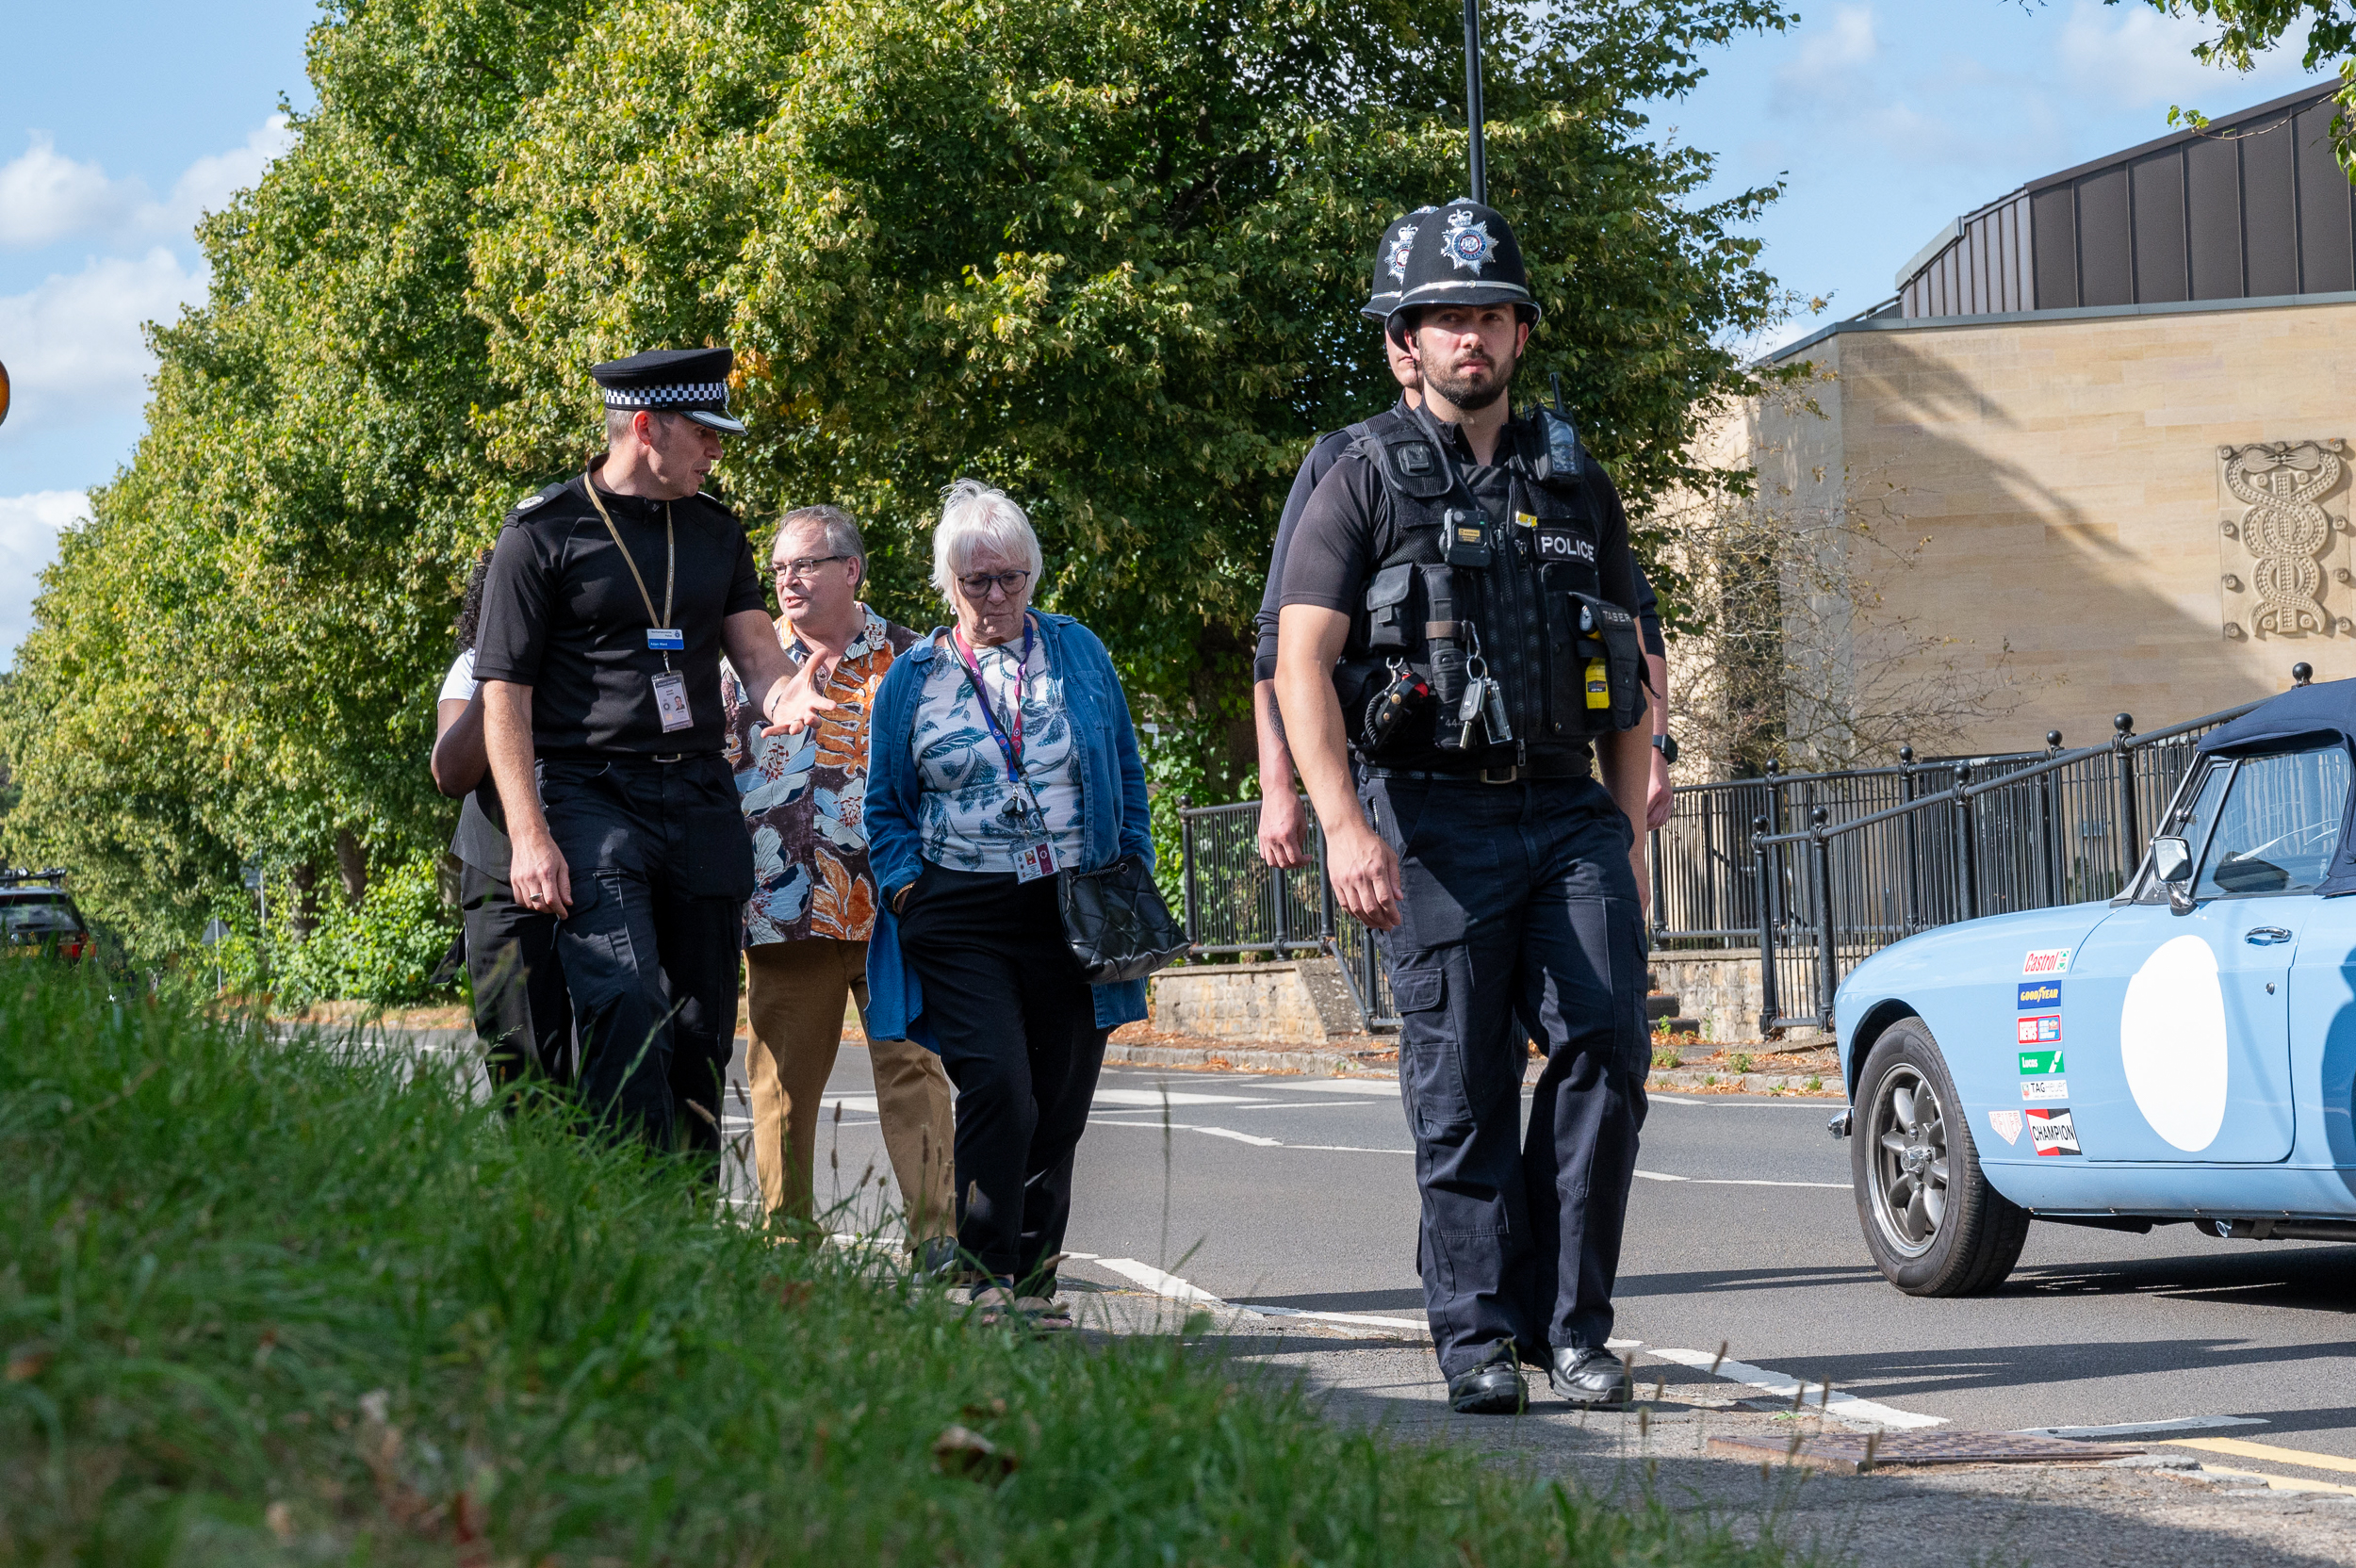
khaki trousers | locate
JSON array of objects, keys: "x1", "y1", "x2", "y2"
[{"x1": 744, "y1": 937, "x2": 954, "y2": 1242}]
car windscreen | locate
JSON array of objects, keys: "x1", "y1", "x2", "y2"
[
  {"x1": 0, "y1": 897, "x2": 81, "y2": 933},
  {"x1": 2196, "y1": 743, "x2": 2352, "y2": 898}
]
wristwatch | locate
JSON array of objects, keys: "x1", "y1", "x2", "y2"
[{"x1": 1651, "y1": 733, "x2": 1678, "y2": 766}]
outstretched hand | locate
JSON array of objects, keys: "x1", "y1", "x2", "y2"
[{"x1": 760, "y1": 653, "x2": 840, "y2": 737}]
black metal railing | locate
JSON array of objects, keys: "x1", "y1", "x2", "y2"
[
  {"x1": 1748, "y1": 681, "x2": 2290, "y2": 1033},
  {"x1": 1178, "y1": 800, "x2": 1397, "y2": 1028},
  {"x1": 1173, "y1": 665, "x2": 2309, "y2": 1037}
]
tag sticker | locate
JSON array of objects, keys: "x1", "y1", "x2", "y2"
[
  {"x1": 1011, "y1": 841, "x2": 1059, "y2": 884},
  {"x1": 1988, "y1": 1110, "x2": 2022, "y2": 1145},
  {"x1": 647, "y1": 628, "x2": 685, "y2": 650},
  {"x1": 2025, "y1": 1107, "x2": 2082, "y2": 1156},
  {"x1": 2021, "y1": 948, "x2": 2072, "y2": 976},
  {"x1": 2020, "y1": 1078, "x2": 2070, "y2": 1102},
  {"x1": 651, "y1": 670, "x2": 694, "y2": 732}
]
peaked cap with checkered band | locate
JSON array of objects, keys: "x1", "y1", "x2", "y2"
[{"x1": 592, "y1": 347, "x2": 744, "y2": 433}]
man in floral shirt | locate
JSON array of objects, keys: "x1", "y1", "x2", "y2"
[{"x1": 724, "y1": 505, "x2": 952, "y2": 1256}]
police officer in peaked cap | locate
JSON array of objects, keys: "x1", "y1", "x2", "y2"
[
  {"x1": 1274, "y1": 201, "x2": 1655, "y2": 1413},
  {"x1": 474, "y1": 347, "x2": 835, "y2": 1165}
]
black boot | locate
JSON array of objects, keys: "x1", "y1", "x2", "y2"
[
  {"x1": 1447, "y1": 1340, "x2": 1528, "y2": 1415},
  {"x1": 1548, "y1": 1346, "x2": 1633, "y2": 1408}
]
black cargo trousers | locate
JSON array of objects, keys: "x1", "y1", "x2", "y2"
[
  {"x1": 537, "y1": 754, "x2": 754, "y2": 1163},
  {"x1": 1359, "y1": 770, "x2": 1650, "y2": 1379}
]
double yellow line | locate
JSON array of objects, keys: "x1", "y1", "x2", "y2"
[{"x1": 2162, "y1": 1436, "x2": 2356, "y2": 1495}]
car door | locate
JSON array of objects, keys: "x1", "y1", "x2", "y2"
[{"x1": 2061, "y1": 744, "x2": 2345, "y2": 1164}]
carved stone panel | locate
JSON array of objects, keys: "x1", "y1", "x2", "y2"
[{"x1": 2217, "y1": 439, "x2": 2352, "y2": 641}]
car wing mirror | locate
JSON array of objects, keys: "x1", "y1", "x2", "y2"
[{"x1": 2151, "y1": 836, "x2": 2196, "y2": 913}]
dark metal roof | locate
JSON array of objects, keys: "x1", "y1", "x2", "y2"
[{"x1": 1897, "y1": 83, "x2": 2354, "y2": 319}]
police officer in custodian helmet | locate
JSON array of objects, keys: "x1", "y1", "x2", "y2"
[
  {"x1": 474, "y1": 348, "x2": 831, "y2": 1165},
  {"x1": 1274, "y1": 202, "x2": 1653, "y2": 1413}
]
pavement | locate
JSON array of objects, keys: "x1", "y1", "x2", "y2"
[{"x1": 347, "y1": 1022, "x2": 2356, "y2": 1564}]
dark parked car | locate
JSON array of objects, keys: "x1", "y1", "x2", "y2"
[{"x1": 0, "y1": 872, "x2": 93, "y2": 962}]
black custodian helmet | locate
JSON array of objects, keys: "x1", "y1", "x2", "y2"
[
  {"x1": 1363, "y1": 206, "x2": 1437, "y2": 320},
  {"x1": 1383, "y1": 199, "x2": 1541, "y2": 335}
]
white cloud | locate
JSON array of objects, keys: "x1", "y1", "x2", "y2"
[
  {"x1": 0, "y1": 249, "x2": 209, "y2": 426},
  {"x1": 0, "y1": 116, "x2": 292, "y2": 252},
  {"x1": 0, "y1": 491, "x2": 89, "y2": 664},
  {"x1": 0, "y1": 135, "x2": 140, "y2": 249},
  {"x1": 2055, "y1": 1, "x2": 2313, "y2": 111}
]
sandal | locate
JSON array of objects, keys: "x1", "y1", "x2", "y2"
[
  {"x1": 969, "y1": 1283, "x2": 1020, "y2": 1329},
  {"x1": 1016, "y1": 1295, "x2": 1073, "y2": 1332}
]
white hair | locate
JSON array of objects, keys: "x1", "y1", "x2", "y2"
[{"x1": 929, "y1": 479, "x2": 1043, "y2": 609}]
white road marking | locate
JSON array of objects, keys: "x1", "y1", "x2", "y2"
[
  {"x1": 1091, "y1": 1088, "x2": 1279, "y2": 1107},
  {"x1": 819, "y1": 1094, "x2": 879, "y2": 1113},
  {"x1": 1632, "y1": 1169, "x2": 1849, "y2": 1190},
  {"x1": 1086, "y1": 1118, "x2": 1412, "y2": 1153},
  {"x1": 1644, "y1": 1346, "x2": 1946, "y2": 1429},
  {"x1": 2015, "y1": 1415, "x2": 2268, "y2": 1439},
  {"x1": 1262, "y1": 1079, "x2": 1401, "y2": 1094},
  {"x1": 1650, "y1": 1094, "x2": 1838, "y2": 1108},
  {"x1": 1087, "y1": 1260, "x2": 1658, "y2": 1347}
]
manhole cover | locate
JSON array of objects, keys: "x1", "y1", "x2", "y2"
[{"x1": 1710, "y1": 1430, "x2": 2142, "y2": 1474}]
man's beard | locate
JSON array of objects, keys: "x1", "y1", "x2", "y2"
[{"x1": 1422, "y1": 343, "x2": 1516, "y2": 411}]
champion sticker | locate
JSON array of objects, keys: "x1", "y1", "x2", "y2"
[
  {"x1": 2017, "y1": 980, "x2": 2062, "y2": 1011},
  {"x1": 2025, "y1": 1107, "x2": 2082, "y2": 1156},
  {"x1": 2021, "y1": 948, "x2": 2072, "y2": 976},
  {"x1": 2020, "y1": 1078, "x2": 2070, "y2": 1102},
  {"x1": 2018, "y1": 1049, "x2": 2065, "y2": 1075},
  {"x1": 1988, "y1": 1109, "x2": 2022, "y2": 1145},
  {"x1": 2016, "y1": 1015, "x2": 2062, "y2": 1047}
]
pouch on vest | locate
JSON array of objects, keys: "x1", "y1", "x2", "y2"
[
  {"x1": 1568, "y1": 591, "x2": 1644, "y2": 733},
  {"x1": 1364, "y1": 563, "x2": 1415, "y2": 652},
  {"x1": 1418, "y1": 564, "x2": 1472, "y2": 746}
]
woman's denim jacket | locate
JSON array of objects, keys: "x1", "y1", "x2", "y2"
[{"x1": 863, "y1": 612, "x2": 1153, "y2": 1047}]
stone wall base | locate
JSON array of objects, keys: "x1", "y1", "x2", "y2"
[{"x1": 1151, "y1": 956, "x2": 1370, "y2": 1045}]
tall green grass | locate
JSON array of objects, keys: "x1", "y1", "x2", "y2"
[{"x1": 0, "y1": 970, "x2": 1799, "y2": 1564}]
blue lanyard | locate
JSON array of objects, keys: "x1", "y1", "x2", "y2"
[{"x1": 951, "y1": 618, "x2": 1033, "y2": 786}]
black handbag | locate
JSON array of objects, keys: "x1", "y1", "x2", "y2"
[{"x1": 1056, "y1": 855, "x2": 1190, "y2": 984}]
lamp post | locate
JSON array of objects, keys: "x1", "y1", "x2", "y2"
[{"x1": 1462, "y1": 0, "x2": 1486, "y2": 204}]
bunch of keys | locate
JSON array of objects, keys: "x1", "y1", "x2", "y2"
[{"x1": 1454, "y1": 632, "x2": 1513, "y2": 749}]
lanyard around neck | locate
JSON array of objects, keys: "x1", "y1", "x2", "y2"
[
  {"x1": 951, "y1": 617, "x2": 1033, "y2": 786},
  {"x1": 581, "y1": 472, "x2": 676, "y2": 667}
]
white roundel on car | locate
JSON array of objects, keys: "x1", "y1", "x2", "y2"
[{"x1": 2119, "y1": 933, "x2": 2229, "y2": 1152}]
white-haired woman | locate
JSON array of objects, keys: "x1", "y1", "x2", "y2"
[{"x1": 865, "y1": 479, "x2": 1152, "y2": 1327}]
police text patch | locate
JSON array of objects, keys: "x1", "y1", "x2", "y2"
[{"x1": 1534, "y1": 531, "x2": 1595, "y2": 564}]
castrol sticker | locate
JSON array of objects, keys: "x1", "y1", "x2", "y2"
[{"x1": 2021, "y1": 948, "x2": 2072, "y2": 976}]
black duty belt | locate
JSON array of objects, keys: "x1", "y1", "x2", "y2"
[{"x1": 1364, "y1": 761, "x2": 1592, "y2": 786}]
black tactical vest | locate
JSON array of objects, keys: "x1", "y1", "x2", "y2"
[{"x1": 1333, "y1": 405, "x2": 1644, "y2": 775}]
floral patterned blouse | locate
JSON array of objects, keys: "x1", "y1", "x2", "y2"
[
  {"x1": 722, "y1": 606, "x2": 919, "y2": 945},
  {"x1": 911, "y1": 624, "x2": 1088, "y2": 874}
]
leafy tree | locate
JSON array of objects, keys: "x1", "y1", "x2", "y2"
[
  {"x1": 3, "y1": 0, "x2": 1792, "y2": 964},
  {"x1": 2120, "y1": 1, "x2": 2356, "y2": 159}
]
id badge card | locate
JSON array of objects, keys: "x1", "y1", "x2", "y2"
[
  {"x1": 650, "y1": 670, "x2": 694, "y2": 732},
  {"x1": 1011, "y1": 840, "x2": 1059, "y2": 884},
  {"x1": 646, "y1": 628, "x2": 685, "y2": 650}
]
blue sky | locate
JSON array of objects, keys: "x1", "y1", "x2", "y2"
[{"x1": 0, "y1": 0, "x2": 2333, "y2": 660}]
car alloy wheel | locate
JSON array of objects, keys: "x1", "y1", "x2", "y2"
[
  {"x1": 1849, "y1": 1018, "x2": 2030, "y2": 1296},
  {"x1": 1867, "y1": 1064, "x2": 1948, "y2": 1259}
]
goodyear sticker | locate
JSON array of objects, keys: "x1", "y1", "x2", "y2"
[
  {"x1": 2015, "y1": 1015, "x2": 2062, "y2": 1047},
  {"x1": 2025, "y1": 1107, "x2": 2082, "y2": 1156},
  {"x1": 2018, "y1": 1049, "x2": 2065, "y2": 1075},
  {"x1": 2020, "y1": 1078, "x2": 2070, "y2": 1101},
  {"x1": 1988, "y1": 1109, "x2": 2022, "y2": 1145},
  {"x1": 2021, "y1": 948, "x2": 2072, "y2": 976},
  {"x1": 2017, "y1": 980, "x2": 2062, "y2": 1011}
]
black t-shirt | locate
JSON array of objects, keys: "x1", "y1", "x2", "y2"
[
  {"x1": 1280, "y1": 418, "x2": 1643, "y2": 622},
  {"x1": 473, "y1": 468, "x2": 765, "y2": 759},
  {"x1": 1635, "y1": 565, "x2": 1663, "y2": 659},
  {"x1": 1252, "y1": 400, "x2": 1412, "y2": 683}
]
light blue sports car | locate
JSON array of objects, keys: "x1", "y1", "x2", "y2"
[{"x1": 1834, "y1": 679, "x2": 2356, "y2": 1294}]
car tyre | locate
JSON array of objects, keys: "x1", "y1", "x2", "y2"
[{"x1": 1851, "y1": 1017, "x2": 2029, "y2": 1296}]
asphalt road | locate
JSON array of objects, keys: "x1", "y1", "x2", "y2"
[{"x1": 773, "y1": 1050, "x2": 2356, "y2": 1473}]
